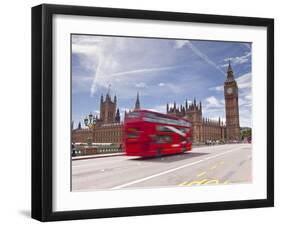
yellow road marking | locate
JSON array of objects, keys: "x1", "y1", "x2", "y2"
[
  {"x1": 204, "y1": 179, "x2": 219, "y2": 185},
  {"x1": 187, "y1": 179, "x2": 208, "y2": 186},
  {"x1": 179, "y1": 179, "x2": 230, "y2": 186},
  {"x1": 179, "y1": 181, "x2": 188, "y2": 186},
  {"x1": 197, "y1": 171, "x2": 207, "y2": 178}
]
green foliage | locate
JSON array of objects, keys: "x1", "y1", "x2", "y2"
[{"x1": 241, "y1": 128, "x2": 251, "y2": 139}]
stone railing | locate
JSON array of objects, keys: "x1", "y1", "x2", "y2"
[{"x1": 72, "y1": 144, "x2": 123, "y2": 157}]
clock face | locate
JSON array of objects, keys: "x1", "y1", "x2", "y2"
[{"x1": 227, "y1": 87, "x2": 233, "y2": 94}]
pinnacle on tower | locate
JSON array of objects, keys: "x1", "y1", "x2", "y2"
[
  {"x1": 115, "y1": 108, "x2": 120, "y2": 123},
  {"x1": 227, "y1": 60, "x2": 233, "y2": 73},
  {"x1": 226, "y1": 60, "x2": 234, "y2": 81},
  {"x1": 106, "y1": 93, "x2": 110, "y2": 101},
  {"x1": 134, "y1": 92, "x2": 140, "y2": 110},
  {"x1": 106, "y1": 84, "x2": 112, "y2": 101}
]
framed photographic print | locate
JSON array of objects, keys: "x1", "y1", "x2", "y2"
[{"x1": 31, "y1": 4, "x2": 274, "y2": 221}]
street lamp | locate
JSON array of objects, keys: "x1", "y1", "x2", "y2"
[
  {"x1": 84, "y1": 112, "x2": 96, "y2": 145},
  {"x1": 84, "y1": 112, "x2": 96, "y2": 129}
]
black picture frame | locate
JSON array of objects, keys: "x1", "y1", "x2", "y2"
[{"x1": 32, "y1": 4, "x2": 274, "y2": 222}]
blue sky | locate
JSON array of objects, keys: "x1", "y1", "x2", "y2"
[{"x1": 72, "y1": 35, "x2": 252, "y2": 128}]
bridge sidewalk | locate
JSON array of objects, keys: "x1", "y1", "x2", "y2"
[{"x1": 72, "y1": 152, "x2": 124, "y2": 161}]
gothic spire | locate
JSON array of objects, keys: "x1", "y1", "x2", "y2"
[
  {"x1": 77, "y1": 121, "x2": 81, "y2": 130},
  {"x1": 227, "y1": 60, "x2": 233, "y2": 73},
  {"x1": 134, "y1": 92, "x2": 140, "y2": 110},
  {"x1": 106, "y1": 92, "x2": 110, "y2": 101},
  {"x1": 106, "y1": 84, "x2": 111, "y2": 101},
  {"x1": 226, "y1": 60, "x2": 234, "y2": 81},
  {"x1": 114, "y1": 94, "x2": 117, "y2": 103},
  {"x1": 115, "y1": 108, "x2": 120, "y2": 123}
]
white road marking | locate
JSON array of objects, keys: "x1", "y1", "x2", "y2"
[{"x1": 111, "y1": 147, "x2": 241, "y2": 189}]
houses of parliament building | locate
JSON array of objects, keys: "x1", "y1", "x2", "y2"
[{"x1": 72, "y1": 62, "x2": 241, "y2": 144}]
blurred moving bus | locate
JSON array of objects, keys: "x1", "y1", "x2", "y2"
[{"x1": 123, "y1": 110, "x2": 192, "y2": 157}]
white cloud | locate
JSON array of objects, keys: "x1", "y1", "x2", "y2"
[
  {"x1": 135, "y1": 82, "x2": 147, "y2": 88},
  {"x1": 210, "y1": 72, "x2": 251, "y2": 92},
  {"x1": 201, "y1": 96, "x2": 226, "y2": 122},
  {"x1": 158, "y1": 82, "x2": 165, "y2": 87},
  {"x1": 174, "y1": 40, "x2": 187, "y2": 49},
  {"x1": 221, "y1": 52, "x2": 251, "y2": 68},
  {"x1": 236, "y1": 72, "x2": 251, "y2": 89},
  {"x1": 175, "y1": 40, "x2": 225, "y2": 75},
  {"x1": 204, "y1": 92, "x2": 251, "y2": 127},
  {"x1": 110, "y1": 65, "x2": 186, "y2": 77},
  {"x1": 72, "y1": 35, "x2": 194, "y2": 98},
  {"x1": 245, "y1": 95, "x2": 252, "y2": 100},
  {"x1": 209, "y1": 85, "x2": 224, "y2": 92},
  {"x1": 242, "y1": 43, "x2": 251, "y2": 50},
  {"x1": 164, "y1": 83, "x2": 184, "y2": 94},
  {"x1": 205, "y1": 96, "x2": 222, "y2": 108}
]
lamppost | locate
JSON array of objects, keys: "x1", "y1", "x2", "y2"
[{"x1": 84, "y1": 112, "x2": 96, "y2": 145}]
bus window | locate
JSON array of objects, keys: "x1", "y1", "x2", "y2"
[
  {"x1": 156, "y1": 125, "x2": 172, "y2": 132},
  {"x1": 127, "y1": 112, "x2": 141, "y2": 119},
  {"x1": 127, "y1": 132, "x2": 138, "y2": 138},
  {"x1": 180, "y1": 128, "x2": 190, "y2": 133},
  {"x1": 126, "y1": 128, "x2": 140, "y2": 139},
  {"x1": 154, "y1": 135, "x2": 172, "y2": 144}
]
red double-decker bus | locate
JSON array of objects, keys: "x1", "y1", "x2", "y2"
[{"x1": 123, "y1": 110, "x2": 192, "y2": 157}]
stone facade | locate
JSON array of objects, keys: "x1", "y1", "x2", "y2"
[
  {"x1": 167, "y1": 99, "x2": 226, "y2": 143},
  {"x1": 72, "y1": 92, "x2": 123, "y2": 144},
  {"x1": 98, "y1": 93, "x2": 120, "y2": 124},
  {"x1": 72, "y1": 128, "x2": 92, "y2": 143},
  {"x1": 72, "y1": 123, "x2": 123, "y2": 144},
  {"x1": 93, "y1": 123, "x2": 123, "y2": 143}
]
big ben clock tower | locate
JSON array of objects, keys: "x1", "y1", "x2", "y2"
[{"x1": 224, "y1": 61, "x2": 240, "y2": 141}]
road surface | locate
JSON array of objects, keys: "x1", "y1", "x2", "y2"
[{"x1": 72, "y1": 143, "x2": 251, "y2": 191}]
